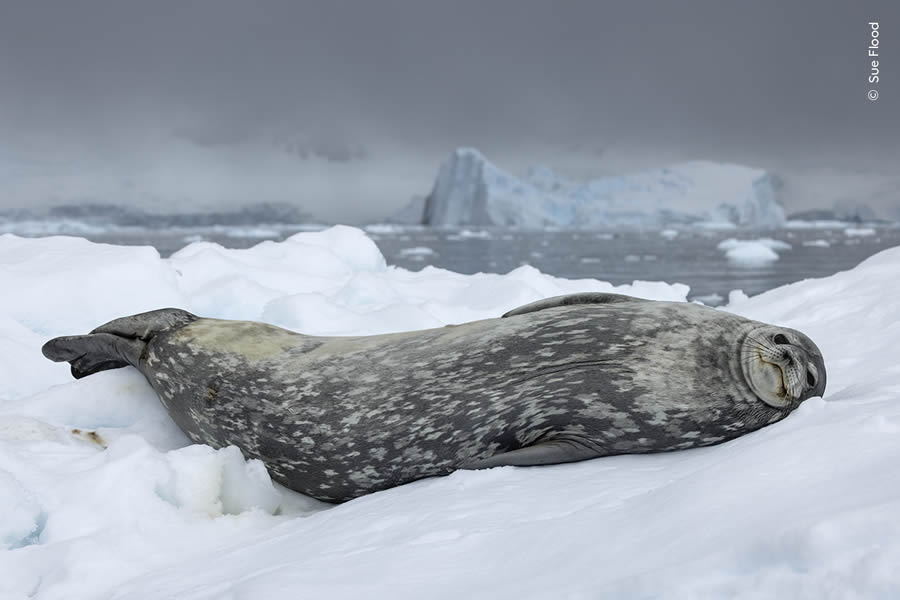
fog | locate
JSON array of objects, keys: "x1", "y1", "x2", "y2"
[{"x1": 1, "y1": 0, "x2": 898, "y2": 223}]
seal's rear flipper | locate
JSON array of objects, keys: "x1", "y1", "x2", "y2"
[
  {"x1": 42, "y1": 308, "x2": 198, "y2": 379},
  {"x1": 459, "y1": 437, "x2": 600, "y2": 470},
  {"x1": 42, "y1": 333, "x2": 145, "y2": 379}
]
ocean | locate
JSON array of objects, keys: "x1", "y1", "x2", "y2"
[{"x1": 22, "y1": 223, "x2": 899, "y2": 305}]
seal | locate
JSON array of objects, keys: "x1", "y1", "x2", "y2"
[{"x1": 42, "y1": 293, "x2": 826, "y2": 503}]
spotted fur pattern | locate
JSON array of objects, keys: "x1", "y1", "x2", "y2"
[{"x1": 135, "y1": 300, "x2": 804, "y2": 502}]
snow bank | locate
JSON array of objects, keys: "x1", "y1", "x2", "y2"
[
  {"x1": 423, "y1": 147, "x2": 785, "y2": 228},
  {"x1": 1, "y1": 227, "x2": 899, "y2": 599}
]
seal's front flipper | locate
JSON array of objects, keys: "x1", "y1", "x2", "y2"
[
  {"x1": 42, "y1": 333, "x2": 145, "y2": 379},
  {"x1": 42, "y1": 308, "x2": 198, "y2": 379},
  {"x1": 460, "y1": 437, "x2": 600, "y2": 470},
  {"x1": 502, "y1": 292, "x2": 648, "y2": 318}
]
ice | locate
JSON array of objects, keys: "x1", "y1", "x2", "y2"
[
  {"x1": 717, "y1": 237, "x2": 791, "y2": 266},
  {"x1": 845, "y1": 227, "x2": 876, "y2": 237},
  {"x1": 396, "y1": 246, "x2": 436, "y2": 260},
  {"x1": 724, "y1": 243, "x2": 780, "y2": 265},
  {"x1": 1, "y1": 228, "x2": 899, "y2": 599},
  {"x1": 716, "y1": 237, "x2": 792, "y2": 251},
  {"x1": 784, "y1": 219, "x2": 852, "y2": 229},
  {"x1": 423, "y1": 147, "x2": 786, "y2": 228},
  {"x1": 803, "y1": 239, "x2": 831, "y2": 248}
]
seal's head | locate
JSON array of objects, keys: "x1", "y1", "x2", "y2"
[{"x1": 741, "y1": 325, "x2": 826, "y2": 409}]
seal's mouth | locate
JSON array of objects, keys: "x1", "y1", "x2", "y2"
[
  {"x1": 743, "y1": 343, "x2": 795, "y2": 409},
  {"x1": 758, "y1": 353, "x2": 793, "y2": 402},
  {"x1": 758, "y1": 352, "x2": 790, "y2": 401}
]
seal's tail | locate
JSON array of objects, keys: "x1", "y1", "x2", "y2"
[{"x1": 42, "y1": 308, "x2": 198, "y2": 379}]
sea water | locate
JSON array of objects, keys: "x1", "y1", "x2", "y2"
[{"x1": 16, "y1": 225, "x2": 900, "y2": 304}]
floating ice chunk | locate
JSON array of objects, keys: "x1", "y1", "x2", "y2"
[
  {"x1": 364, "y1": 224, "x2": 409, "y2": 234},
  {"x1": 717, "y1": 237, "x2": 789, "y2": 266},
  {"x1": 221, "y1": 227, "x2": 281, "y2": 239},
  {"x1": 717, "y1": 237, "x2": 792, "y2": 251},
  {"x1": 397, "y1": 246, "x2": 436, "y2": 260},
  {"x1": 723, "y1": 242, "x2": 780, "y2": 266},
  {"x1": 784, "y1": 219, "x2": 851, "y2": 229},
  {"x1": 845, "y1": 227, "x2": 876, "y2": 237},
  {"x1": 457, "y1": 229, "x2": 492, "y2": 239},
  {"x1": 803, "y1": 239, "x2": 831, "y2": 248},
  {"x1": 660, "y1": 229, "x2": 679, "y2": 240},
  {"x1": 695, "y1": 221, "x2": 739, "y2": 230}
]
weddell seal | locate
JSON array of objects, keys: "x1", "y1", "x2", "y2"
[{"x1": 42, "y1": 293, "x2": 826, "y2": 503}]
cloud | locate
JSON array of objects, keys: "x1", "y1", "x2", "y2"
[{"x1": 0, "y1": 0, "x2": 897, "y2": 220}]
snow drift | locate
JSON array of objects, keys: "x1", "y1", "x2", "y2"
[
  {"x1": 1, "y1": 228, "x2": 899, "y2": 599},
  {"x1": 422, "y1": 148, "x2": 786, "y2": 228}
]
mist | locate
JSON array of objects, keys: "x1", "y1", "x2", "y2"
[{"x1": 1, "y1": 0, "x2": 898, "y2": 223}]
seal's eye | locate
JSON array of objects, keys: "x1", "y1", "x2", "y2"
[
  {"x1": 807, "y1": 370, "x2": 816, "y2": 387},
  {"x1": 773, "y1": 334, "x2": 789, "y2": 345}
]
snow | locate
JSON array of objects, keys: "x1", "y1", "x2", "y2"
[
  {"x1": 423, "y1": 148, "x2": 786, "y2": 228},
  {"x1": 2, "y1": 227, "x2": 900, "y2": 599}
]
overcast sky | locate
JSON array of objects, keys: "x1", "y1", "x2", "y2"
[{"x1": 1, "y1": 0, "x2": 898, "y2": 222}]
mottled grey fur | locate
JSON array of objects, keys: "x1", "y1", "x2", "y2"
[{"x1": 42, "y1": 293, "x2": 826, "y2": 503}]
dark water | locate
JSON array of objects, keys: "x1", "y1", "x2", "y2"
[
  {"x1": 369, "y1": 227, "x2": 900, "y2": 302},
  {"x1": 25, "y1": 225, "x2": 900, "y2": 304}
]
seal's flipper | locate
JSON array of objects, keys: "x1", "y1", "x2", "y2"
[
  {"x1": 460, "y1": 437, "x2": 600, "y2": 470},
  {"x1": 42, "y1": 333, "x2": 145, "y2": 379},
  {"x1": 502, "y1": 292, "x2": 647, "y2": 318},
  {"x1": 91, "y1": 308, "x2": 197, "y2": 340},
  {"x1": 43, "y1": 308, "x2": 197, "y2": 379}
]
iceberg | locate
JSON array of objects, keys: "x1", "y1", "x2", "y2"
[{"x1": 422, "y1": 148, "x2": 786, "y2": 228}]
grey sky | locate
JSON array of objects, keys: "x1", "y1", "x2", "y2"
[{"x1": 1, "y1": 0, "x2": 898, "y2": 222}]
